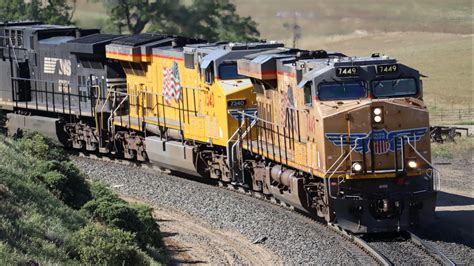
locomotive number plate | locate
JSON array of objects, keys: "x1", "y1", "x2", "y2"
[
  {"x1": 335, "y1": 67, "x2": 359, "y2": 77},
  {"x1": 228, "y1": 99, "x2": 246, "y2": 107},
  {"x1": 376, "y1": 64, "x2": 398, "y2": 74}
]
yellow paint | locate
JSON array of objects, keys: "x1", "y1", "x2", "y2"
[{"x1": 106, "y1": 52, "x2": 256, "y2": 147}]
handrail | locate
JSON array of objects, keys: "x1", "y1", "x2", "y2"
[
  {"x1": 233, "y1": 109, "x2": 289, "y2": 129},
  {"x1": 227, "y1": 110, "x2": 257, "y2": 167},
  {"x1": 99, "y1": 88, "x2": 113, "y2": 129},
  {"x1": 326, "y1": 146, "x2": 356, "y2": 179},
  {"x1": 0, "y1": 36, "x2": 20, "y2": 68},
  {"x1": 403, "y1": 136, "x2": 441, "y2": 191},
  {"x1": 108, "y1": 94, "x2": 129, "y2": 134},
  {"x1": 324, "y1": 135, "x2": 370, "y2": 176},
  {"x1": 324, "y1": 135, "x2": 369, "y2": 199}
]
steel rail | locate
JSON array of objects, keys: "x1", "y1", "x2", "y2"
[{"x1": 407, "y1": 231, "x2": 456, "y2": 266}]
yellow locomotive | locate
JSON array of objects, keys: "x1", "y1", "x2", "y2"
[
  {"x1": 236, "y1": 51, "x2": 438, "y2": 232},
  {"x1": 104, "y1": 34, "x2": 284, "y2": 176},
  {"x1": 1, "y1": 22, "x2": 438, "y2": 233}
]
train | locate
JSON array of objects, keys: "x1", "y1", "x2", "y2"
[{"x1": 0, "y1": 22, "x2": 439, "y2": 233}]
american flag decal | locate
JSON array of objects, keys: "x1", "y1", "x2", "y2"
[
  {"x1": 374, "y1": 139, "x2": 390, "y2": 154},
  {"x1": 162, "y1": 61, "x2": 182, "y2": 105}
]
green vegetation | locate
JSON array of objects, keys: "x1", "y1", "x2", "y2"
[
  {"x1": 103, "y1": 0, "x2": 259, "y2": 41},
  {"x1": 0, "y1": 133, "x2": 165, "y2": 264},
  {"x1": 431, "y1": 137, "x2": 473, "y2": 160},
  {"x1": 0, "y1": 0, "x2": 74, "y2": 25},
  {"x1": 456, "y1": 120, "x2": 474, "y2": 126},
  {"x1": 72, "y1": 224, "x2": 146, "y2": 264}
]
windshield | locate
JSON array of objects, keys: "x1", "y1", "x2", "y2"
[
  {"x1": 372, "y1": 78, "x2": 417, "y2": 98},
  {"x1": 218, "y1": 63, "x2": 242, "y2": 79},
  {"x1": 318, "y1": 81, "x2": 367, "y2": 101}
]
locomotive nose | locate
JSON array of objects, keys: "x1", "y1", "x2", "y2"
[
  {"x1": 324, "y1": 100, "x2": 431, "y2": 175},
  {"x1": 348, "y1": 100, "x2": 430, "y2": 173}
]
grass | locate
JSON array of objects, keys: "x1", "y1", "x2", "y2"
[
  {"x1": 0, "y1": 137, "x2": 85, "y2": 264},
  {"x1": 0, "y1": 133, "x2": 166, "y2": 264},
  {"x1": 234, "y1": 0, "x2": 473, "y2": 39},
  {"x1": 431, "y1": 136, "x2": 473, "y2": 160},
  {"x1": 456, "y1": 120, "x2": 474, "y2": 125},
  {"x1": 303, "y1": 32, "x2": 473, "y2": 113}
]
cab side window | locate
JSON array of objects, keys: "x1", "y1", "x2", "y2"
[{"x1": 304, "y1": 81, "x2": 313, "y2": 107}]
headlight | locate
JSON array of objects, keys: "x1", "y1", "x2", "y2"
[
  {"x1": 407, "y1": 159, "x2": 418, "y2": 169},
  {"x1": 352, "y1": 162, "x2": 363, "y2": 172},
  {"x1": 373, "y1": 107, "x2": 382, "y2": 115},
  {"x1": 373, "y1": 115, "x2": 382, "y2": 123},
  {"x1": 372, "y1": 107, "x2": 384, "y2": 123}
]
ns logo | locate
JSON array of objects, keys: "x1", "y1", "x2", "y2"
[{"x1": 43, "y1": 57, "x2": 72, "y2": 76}]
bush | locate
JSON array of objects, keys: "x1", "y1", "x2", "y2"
[
  {"x1": 72, "y1": 224, "x2": 147, "y2": 265},
  {"x1": 89, "y1": 181, "x2": 120, "y2": 202},
  {"x1": 131, "y1": 203, "x2": 163, "y2": 248},
  {"x1": 17, "y1": 132, "x2": 67, "y2": 162},
  {"x1": 34, "y1": 160, "x2": 92, "y2": 209},
  {"x1": 82, "y1": 183, "x2": 162, "y2": 248}
]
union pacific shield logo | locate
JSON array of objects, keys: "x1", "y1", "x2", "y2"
[{"x1": 325, "y1": 127, "x2": 428, "y2": 154}]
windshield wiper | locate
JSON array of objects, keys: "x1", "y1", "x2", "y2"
[
  {"x1": 392, "y1": 79, "x2": 401, "y2": 87},
  {"x1": 373, "y1": 80, "x2": 383, "y2": 88}
]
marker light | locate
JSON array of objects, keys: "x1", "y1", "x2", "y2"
[
  {"x1": 407, "y1": 159, "x2": 418, "y2": 169},
  {"x1": 352, "y1": 162, "x2": 363, "y2": 172},
  {"x1": 374, "y1": 115, "x2": 382, "y2": 123},
  {"x1": 373, "y1": 108, "x2": 382, "y2": 115}
]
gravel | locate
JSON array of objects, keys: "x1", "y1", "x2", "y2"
[
  {"x1": 427, "y1": 156, "x2": 474, "y2": 265},
  {"x1": 72, "y1": 157, "x2": 365, "y2": 264},
  {"x1": 72, "y1": 156, "x2": 474, "y2": 264},
  {"x1": 369, "y1": 239, "x2": 440, "y2": 265}
]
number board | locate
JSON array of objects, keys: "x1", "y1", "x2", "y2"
[
  {"x1": 376, "y1": 64, "x2": 398, "y2": 74},
  {"x1": 227, "y1": 99, "x2": 246, "y2": 107},
  {"x1": 335, "y1": 67, "x2": 359, "y2": 77}
]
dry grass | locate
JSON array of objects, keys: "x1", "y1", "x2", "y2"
[
  {"x1": 297, "y1": 32, "x2": 473, "y2": 112},
  {"x1": 234, "y1": 0, "x2": 473, "y2": 39},
  {"x1": 431, "y1": 136, "x2": 473, "y2": 160}
]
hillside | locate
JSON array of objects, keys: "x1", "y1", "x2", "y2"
[
  {"x1": 307, "y1": 32, "x2": 472, "y2": 111},
  {"x1": 0, "y1": 133, "x2": 165, "y2": 264},
  {"x1": 234, "y1": 0, "x2": 473, "y2": 39},
  {"x1": 235, "y1": 0, "x2": 473, "y2": 112}
]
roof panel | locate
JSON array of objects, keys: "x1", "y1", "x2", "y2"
[
  {"x1": 69, "y1": 33, "x2": 120, "y2": 44},
  {"x1": 112, "y1": 33, "x2": 168, "y2": 46}
]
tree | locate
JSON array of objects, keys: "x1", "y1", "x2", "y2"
[
  {"x1": 108, "y1": 0, "x2": 260, "y2": 42},
  {"x1": 0, "y1": 0, "x2": 75, "y2": 25}
]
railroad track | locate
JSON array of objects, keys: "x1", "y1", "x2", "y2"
[
  {"x1": 407, "y1": 231, "x2": 456, "y2": 265},
  {"x1": 360, "y1": 231, "x2": 456, "y2": 265},
  {"x1": 72, "y1": 152, "x2": 455, "y2": 265}
]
